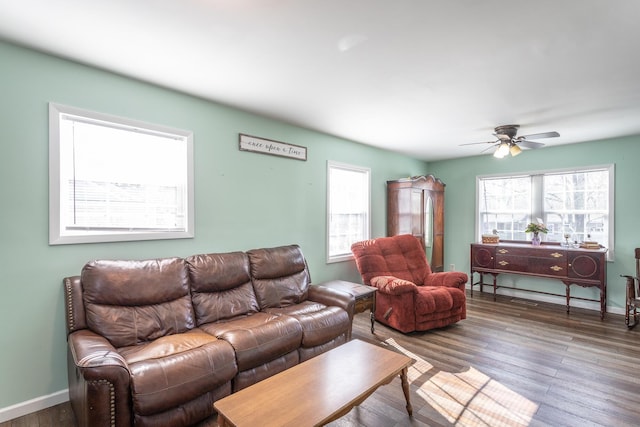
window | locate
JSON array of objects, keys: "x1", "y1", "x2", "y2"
[
  {"x1": 476, "y1": 165, "x2": 614, "y2": 259},
  {"x1": 49, "y1": 103, "x2": 194, "y2": 245},
  {"x1": 327, "y1": 161, "x2": 370, "y2": 262}
]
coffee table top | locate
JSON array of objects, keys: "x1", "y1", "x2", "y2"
[{"x1": 214, "y1": 339, "x2": 413, "y2": 427}]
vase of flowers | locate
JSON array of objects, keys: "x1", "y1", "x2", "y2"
[{"x1": 525, "y1": 222, "x2": 548, "y2": 246}]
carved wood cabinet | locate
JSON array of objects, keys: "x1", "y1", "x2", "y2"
[
  {"x1": 387, "y1": 175, "x2": 445, "y2": 272},
  {"x1": 470, "y1": 242, "x2": 607, "y2": 318}
]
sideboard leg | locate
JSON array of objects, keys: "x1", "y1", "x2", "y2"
[
  {"x1": 565, "y1": 286, "x2": 571, "y2": 314},
  {"x1": 492, "y1": 274, "x2": 497, "y2": 301}
]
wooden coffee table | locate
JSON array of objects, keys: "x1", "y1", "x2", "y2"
[{"x1": 214, "y1": 339, "x2": 413, "y2": 427}]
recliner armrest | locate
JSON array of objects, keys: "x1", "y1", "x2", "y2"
[
  {"x1": 67, "y1": 329, "x2": 132, "y2": 427},
  {"x1": 370, "y1": 276, "x2": 417, "y2": 295},
  {"x1": 424, "y1": 271, "x2": 468, "y2": 290}
]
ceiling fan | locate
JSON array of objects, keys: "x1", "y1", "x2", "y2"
[{"x1": 461, "y1": 125, "x2": 560, "y2": 158}]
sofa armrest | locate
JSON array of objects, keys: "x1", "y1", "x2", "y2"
[
  {"x1": 308, "y1": 284, "x2": 356, "y2": 320},
  {"x1": 424, "y1": 271, "x2": 469, "y2": 290},
  {"x1": 67, "y1": 329, "x2": 132, "y2": 427},
  {"x1": 370, "y1": 276, "x2": 417, "y2": 295}
]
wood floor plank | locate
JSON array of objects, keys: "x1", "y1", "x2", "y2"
[{"x1": 3, "y1": 290, "x2": 639, "y2": 426}]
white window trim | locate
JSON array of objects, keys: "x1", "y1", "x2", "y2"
[
  {"x1": 326, "y1": 161, "x2": 371, "y2": 263},
  {"x1": 475, "y1": 164, "x2": 615, "y2": 260},
  {"x1": 49, "y1": 103, "x2": 195, "y2": 245}
]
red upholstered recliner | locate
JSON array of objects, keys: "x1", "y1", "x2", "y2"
[{"x1": 351, "y1": 234, "x2": 468, "y2": 333}]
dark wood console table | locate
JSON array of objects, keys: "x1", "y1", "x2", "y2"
[{"x1": 470, "y1": 242, "x2": 607, "y2": 319}]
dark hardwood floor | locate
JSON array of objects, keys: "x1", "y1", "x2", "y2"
[{"x1": 3, "y1": 291, "x2": 639, "y2": 426}]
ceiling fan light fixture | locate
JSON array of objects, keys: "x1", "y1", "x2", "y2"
[
  {"x1": 493, "y1": 142, "x2": 510, "y2": 158},
  {"x1": 463, "y1": 124, "x2": 559, "y2": 157},
  {"x1": 509, "y1": 144, "x2": 522, "y2": 157}
]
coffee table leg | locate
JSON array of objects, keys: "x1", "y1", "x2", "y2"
[
  {"x1": 370, "y1": 293, "x2": 376, "y2": 333},
  {"x1": 370, "y1": 311, "x2": 375, "y2": 333},
  {"x1": 400, "y1": 367, "x2": 412, "y2": 416},
  {"x1": 217, "y1": 414, "x2": 230, "y2": 427}
]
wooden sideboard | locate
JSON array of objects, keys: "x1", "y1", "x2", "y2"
[{"x1": 470, "y1": 242, "x2": 608, "y2": 319}]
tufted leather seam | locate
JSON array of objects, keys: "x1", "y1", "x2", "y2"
[
  {"x1": 64, "y1": 277, "x2": 75, "y2": 332},
  {"x1": 88, "y1": 379, "x2": 116, "y2": 427}
]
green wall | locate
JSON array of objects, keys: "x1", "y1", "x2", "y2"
[
  {"x1": 0, "y1": 40, "x2": 427, "y2": 409},
  {"x1": 3, "y1": 38, "x2": 638, "y2": 413},
  {"x1": 430, "y1": 136, "x2": 640, "y2": 314}
]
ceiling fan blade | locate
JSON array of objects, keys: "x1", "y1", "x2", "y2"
[
  {"x1": 518, "y1": 140, "x2": 545, "y2": 149},
  {"x1": 480, "y1": 143, "x2": 499, "y2": 153},
  {"x1": 459, "y1": 140, "x2": 497, "y2": 146},
  {"x1": 520, "y1": 131, "x2": 560, "y2": 140}
]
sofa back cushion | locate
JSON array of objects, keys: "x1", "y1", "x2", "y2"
[
  {"x1": 247, "y1": 245, "x2": 311, "y2": 309},
  {"x1": 81, "y1": 257, "x2": 195, "y2": 348},
  {"x1": 351, "y1": 234, "x2": 431, "y2": 286},
  {"x1": 186, "y1": 252, "x2": 259, "y2": 324}
]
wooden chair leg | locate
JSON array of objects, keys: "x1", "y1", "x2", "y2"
[
  {"x1": 627, "y1": 301, "x2": 636, "y2": 328},
  {"x1": 623, "y1": 275, "x2": 639, "y2": 328}
]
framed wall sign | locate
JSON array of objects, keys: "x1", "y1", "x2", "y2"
[{"x1": 239, "y1": 133, "x2": 307, "y2": 161}]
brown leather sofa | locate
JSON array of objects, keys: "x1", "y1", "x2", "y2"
[{"x1": 64, "y1": 244, "x2": 354, "y2": 427}]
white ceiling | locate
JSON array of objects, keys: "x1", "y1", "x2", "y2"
[{"x1": 2, "y1": 0, "x2": 640, "y2": 161}]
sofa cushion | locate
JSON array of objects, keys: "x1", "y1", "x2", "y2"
[
  {"x1": 133, "y1": 387, "x2": 230, "y2": 427},
  {"x1": 118, "y1": 329, "x2": 237, "y2": 416},
  {"x1": 186, "y1": 252, "x2": 260, "y2": 324},
  {"x1": 81, "y1": 258, "x2": 195, "y2": 347},
  {"x1": 247, "y1": 245, "x2": 311, "y2": 308},
  {"x1": 264, "y1": 302, "x2": 350, "y2": 348},
  {"x1": 414, "y1": 286, "x2": 466, "y2": 314},
  {"x1": 199, "y1": 312, "x2": 302, "y2": 372},
  {"x1": 233, "y1": 351, "x2": 299, "y2": 392}
]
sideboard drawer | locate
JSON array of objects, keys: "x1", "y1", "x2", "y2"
[
  {"x1": 495, "y1": 254, "x2": 528, "y2": 272},
  {"x1": 527, "y1": 258, "x2": 567, "y2": 276},
  {"x1": 495, "y1": 255, "x2": 567, "y2": 276},
  {"x1": 495, "y1": 246, "x2": 566, "y2": 260}
]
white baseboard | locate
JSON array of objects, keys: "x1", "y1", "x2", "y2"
[
  {"x1": 0, "y1": 389, "x2": 69, "y2": 423},
  {"x1": 467, "y1": 284, "x2": 623, "y2": 316}
]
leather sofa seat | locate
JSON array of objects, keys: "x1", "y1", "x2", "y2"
[
  {"x1": 263, "y1": 302, "x2": 350, "y2": 361},
  {"x1": 187, "y1": 251, "x2": 305, "y2": 391},
  {"x1": 248, "y1": 246, "x2": 351, "y2": 361},
  {"x1": 64, "y1": 245, "x2": 355, "y2": 427},
  {"x1": 199, "y1": 313, "x2": 303, "y2": 391},
  {"x1": 118, "y1": 330, "x2": 237, "y2": 424},
  {"x1": 75, "y1": 258, "x2": 239, "y2": 427}
]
